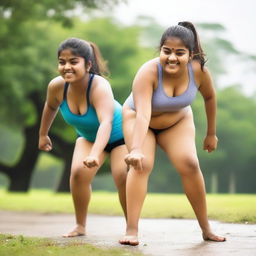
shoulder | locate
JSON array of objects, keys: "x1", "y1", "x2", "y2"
[
  {"x1": 91, "y1": 74, "x2": 111, "y2": 91},
  {"x1": 191, "y1": 60, "x2": 212, "y2": 87},
  {"x1": 48, "y1": 76, "x2": 66, "y2": 92},
  {"x1": 46, "y1": 76, "x2": 66, "y2": 105},
  {"x1": 134, "y1": 58, "x2": 159, "y2": 85},
  {"x1": 90, "y1": 74, "x2": 113, "y2": 101},
  {"x1": 138, "y1": 58, "x2": 159, "y2": 75}
]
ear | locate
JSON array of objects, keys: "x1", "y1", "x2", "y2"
[
  {"x1": 86, "y1": 60, "x2": 92, "y2": 72},
  {"x1": 190, "y1": 51, "x2": 194, "y2": 59}
]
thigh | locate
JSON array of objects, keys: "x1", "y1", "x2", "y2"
[
  {"x1": 110, "y1": 144, "x2": 128, "y2": 176},
  {"x1": 156, "y1": 109, "x2": 199, "y2": 170},
  {"x1": 71, "y1": 137, "x2": 107, "y2": 176},
  {"x1": 122, "y1": 106, "x2": 156, "y2": 171}
]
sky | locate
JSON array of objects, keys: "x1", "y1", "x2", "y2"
[{"x1": 111, "y1": 0, "x2": 256, "y2": 95}]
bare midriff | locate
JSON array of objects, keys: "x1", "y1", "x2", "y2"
[
  {"x1": 149, "y1": 106, "x2": 190, "y2": 129},
  {"x1": 123, "y1": 102, "x2": 191, "y2": 130}
]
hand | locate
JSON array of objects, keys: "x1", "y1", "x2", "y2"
[
  {"x1": 203, "y1": 134, "x2": 218, "y2": 153},
  {"x1": 124, "y1": 149, "x2": 144, "y2": 171},
  {"x1": 38, "y1": 135, "x2": 52, "y2": 152},
  {"x1": 83, "y1": 155, "x2": 99, "y2": 168}
]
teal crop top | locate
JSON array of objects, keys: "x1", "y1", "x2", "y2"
[
  {"x1": 126, "y1": 62, "x2": 198, "y2": 112},
  {"x1": 59, "y1": 74, "x2": 123, "y2": 143}
]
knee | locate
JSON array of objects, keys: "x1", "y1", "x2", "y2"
[
  {"x1": 176, "y1": 156, "x2": 200, "y2": 176},
  {"x1": 113, "y1": 171, "x2": 127, "y2": 188},
  {"x1": 71, "y1": 166, "x2": 93, "y2": 184},
  {"x1": 129, "y1": 162, "x2": 153, "y2": 177}
]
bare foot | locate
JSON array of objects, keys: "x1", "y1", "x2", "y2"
[
  {"x1": 202, "y1": 232, "x2": 226, "y2": 242},
  {"x1": 119, "y1": 235, "x2": 139, "y2": 246},
  {"x1": 62, "y1": 226, "x2": 85, "y2": 238}
]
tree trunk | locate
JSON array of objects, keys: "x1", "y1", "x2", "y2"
[
  {"x1": 210, "y1": 172, "x2": 218, "y2": 193},
  {"x1": 56, "y1": 154, "x2": 72, "y2": 192},
  {"x1": 0, "y1": 91, "x2": 42, "y2": 192},
  {"x1": 50, "y1": 133, "x2": 74, "y2": 192},
  {"x1": 8, "y1": 124, "x2": 40, "y2": 191},
  {"x1": 228, "y1": 171, "x2": 236, "y2": 194}
]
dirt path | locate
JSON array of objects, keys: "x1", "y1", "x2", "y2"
[{"x1": 0, "y1": 211, "x2": 256, "y2": 256}]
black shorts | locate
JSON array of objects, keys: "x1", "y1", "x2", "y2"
[
  {"x1": 149, "y1": 127, "x2": 169, "y2": 135},
  {"x1": 104, "y1": 138, "x2": 125, "y2": 153},
  {"x1": 77, "y1": 135, "x2": 125, "y2": 153}
]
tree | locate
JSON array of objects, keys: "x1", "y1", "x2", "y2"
[{"x1": 0, "y1": 0, "x2": 123, "y2": 192}]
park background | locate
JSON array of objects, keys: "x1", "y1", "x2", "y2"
[{"x1": 0, "y1": 0, "x2": 256, "y2": 195}]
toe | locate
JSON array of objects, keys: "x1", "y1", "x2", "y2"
[
  {"x1": 119, "y1": 235, "x2": 139, "y2": 246},
  {"x1": 63, "y1": 230, "x2": 85, "y2": 238},
  {"x1": 203, "y1": 233, "x2": 226, "y2": 242}
]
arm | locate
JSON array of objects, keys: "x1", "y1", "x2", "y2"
[
  {"x1": 83, "y1": 77, "x2": 114, "y2": 168},
  {"x1": 38, "y1": 78, "x2": 62, "y2": 151},
  {"x1": 125, "y1": 62, "x2": 155, "y2": 170},
  {"x1": 198, "y1": 66, "x2": 218, "y2": 153}
]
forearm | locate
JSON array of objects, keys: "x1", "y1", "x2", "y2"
[
  {"x1": 204, "y1": 96, "x2": 217, "y2": 135},
  {"x1": 39, "y1": 103, "x2": 58, "y2": 136},
  {"x1": 130, "y1": 113, "x2": 150, "y2": 152},
  {"x1": 89, "y1": 121, "x2": 112, "y2": 156}
]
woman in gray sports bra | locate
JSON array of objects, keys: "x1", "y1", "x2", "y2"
[{"x1": 120, "y1": 21, "x2": 226, "y2": 246}]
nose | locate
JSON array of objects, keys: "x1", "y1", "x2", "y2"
[
  {"x1": 168, "y1": 53, "x2": 177, "y2": 61},
  {"x1": 64, "y1": 62, "x2": 71, "y2": 69}
]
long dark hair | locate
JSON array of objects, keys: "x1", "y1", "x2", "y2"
[
  {"x1": 57, "y1": 38, "x2": 109, "y2": 76},
  {"x1": 159, "y1": 21, "x2": 206, "y2": 70}
]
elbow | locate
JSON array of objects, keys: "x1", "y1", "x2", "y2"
[
  {"x1": 46, "y1": 102, "x2": 58, "y2": 111},
  {"x1": 204, "y1": 94, "x2": 216, "y2": 103},
  {"x1": 100, "y1": 119, "x2": 113, "y2": 130}
]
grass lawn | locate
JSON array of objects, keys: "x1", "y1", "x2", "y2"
[
  {"x1": 0, "y1": 190, "x2": 255, "y2": 223},
  {"x1": 0, "y1": 234, "x2": 142, "y2": 256}
]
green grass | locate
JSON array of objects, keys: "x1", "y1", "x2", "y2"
[
  {"x1": 0, "y1": 190, "x2": 256, "y2": 223},
  {"x1": 0, "y1": 234, "x2": 142, "y2": 256}
]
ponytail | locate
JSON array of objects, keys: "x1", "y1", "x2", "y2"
[
  {"x1": 88, "y1": 41, "x2": 109, "y2": 77},
  {"x1": 178, "y1": 21, "x2": 206, "y2": 70}
]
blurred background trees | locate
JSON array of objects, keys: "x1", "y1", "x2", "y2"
[{"x1": 0, "y1": 0, "x2": 255, "y2": 193}]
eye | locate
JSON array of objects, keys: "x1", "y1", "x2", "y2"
[{"x1": 162, "y1": 49, "x2": 170, "y2": 55}]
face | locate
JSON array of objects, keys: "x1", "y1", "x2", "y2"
[
  {"x1": 58, "y1": 49, "x2": 90, "y2": 83},
  {"x1": 159, "y1": 37, "x2": 190, "y2": 75}
]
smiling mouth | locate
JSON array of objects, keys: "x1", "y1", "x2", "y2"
[
  {"x1": 167, "y1": 62, "x2": 179, "y2": 67},
  {"x1": 63, "y1": 72, "x2": 75, "y2": 77}
]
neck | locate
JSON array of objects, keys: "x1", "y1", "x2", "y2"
[{"x1": 69, "y1": 74, "x2": 90, "y2": 90}]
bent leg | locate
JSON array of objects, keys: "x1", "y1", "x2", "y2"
[
  {"x1": 157, "y1": 110, "x2": 225, "y2": 242},
  {"x1": 120, "y1": 107, "x2": 156, "y2": 245},
  {"x1": 110, "y1": 144, "x2": 128, "y2": 219},
  {"x1": 63, "y1": 137, "x2": 106, "y2": 237}
]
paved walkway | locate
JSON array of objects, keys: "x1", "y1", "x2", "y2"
[{"x1": 0, "y1": 211, "x2": 256, "y2": 256}]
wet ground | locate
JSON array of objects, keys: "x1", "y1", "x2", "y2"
[{"x1": 0, "y1": 210, "x2": 256, "y2": 256}]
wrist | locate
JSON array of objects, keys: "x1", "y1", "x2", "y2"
[
  {"x1": 206, "y1": 133, "x2": 216, "y2": 136},
  {"x1": 130, "y1": 147, "x2": 142, "y2": 153},
  {"x1": 39, "y1": 133, "x2": 48, "y2": 137}
]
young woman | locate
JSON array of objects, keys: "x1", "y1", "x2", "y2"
[
  {"x1": 38, "y1": 38, "x2": 127, "y2": 237},
  {"x1": 120, "y1": 21, "x2": 226, "y2": 245}
]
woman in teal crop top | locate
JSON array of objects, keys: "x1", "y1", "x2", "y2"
[
  {"x1": 120, "y1": 22, "x2": 226, "y2": 246},
  {"x1": 39, "y1": 38, "x2": 128, "y2": 238}
]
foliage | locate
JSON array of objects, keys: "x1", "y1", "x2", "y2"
[
  {"x1": 0, "y1": 1, "x2": 256, "y2": 193},
  {"x1": 0, "y1": 0, "x2": 130, "y2": 192}
]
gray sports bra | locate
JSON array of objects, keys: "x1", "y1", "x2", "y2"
[{"x1": 126, "y1": 62, "x2": 198, "y2": 112}]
